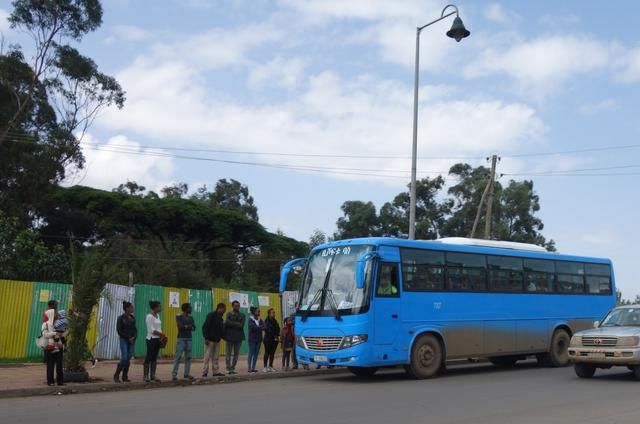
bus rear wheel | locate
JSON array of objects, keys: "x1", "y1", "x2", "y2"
[
  {"x1": 406, "y1": 334, "x2": 443, "y2": 379},
  {"x1": 348, "y1": 367, "x2": 378, "y2": 378},
  {"x1": 538, "y1": 328, "x2": 571, "y2": 367}
]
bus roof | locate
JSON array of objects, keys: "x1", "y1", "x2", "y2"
[{"x1": 312, "y1": 237, "x2": 612, "y2": 265}]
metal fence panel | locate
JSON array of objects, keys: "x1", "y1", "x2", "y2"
[
  {"x1": 95, "y1": 284, "x2": 135, "y2": 360},
  {"x1": 0, "y1": 280, "x2": 34, "y2": 359},
  {"x1": 188, "y1": 288, "x2": 212, "y2": 358},
  {"x1": 161, "y1": 287, "x2": 189, "y2": 357},
  {"x1": 133, "y1": 284, "x2": 164, "y2": 357},
  {"x1": 282, "y1": 291, "x2": 298, "y2": 320},
  {"x1": 25, "y1": 282, "x2": 71, "y2": 359}
]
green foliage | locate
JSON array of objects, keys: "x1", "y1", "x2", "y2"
[
  {"x1": 66, "y1": 244, "x2": 114, "y2": 371},
  {"x1": 1, "y1": 0, "x2": 123, "y2": 221},
  {"x1": 308, "y1": 229, "x2": 328, "y2": 249},
  {"x1": 0, "y1": 213, "x2": 68, "y2": 280},
  {"x1": 192, "y1": 179, "x2": 259, "y2": 221},
  {"x1": 334, "y1": 164, "x2": 554, "y2": 249}
]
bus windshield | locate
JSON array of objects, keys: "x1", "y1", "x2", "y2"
[{"x1": 298, "y1": 245, "x2": 373, "y2": 316}]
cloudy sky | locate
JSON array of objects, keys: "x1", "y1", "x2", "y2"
[{"x1": 2, "y1": 0, "x2": 639, "y2": 296}]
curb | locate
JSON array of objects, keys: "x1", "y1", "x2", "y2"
[{"x1": 0, "y1": 368, "x2": 346, "y2": 399}]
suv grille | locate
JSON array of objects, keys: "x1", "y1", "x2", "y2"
[
  {"x1": 303, "y1": 336, "x2": 343, "y2": 352},
  {"x1": 582, "y1": 336, "x2": 617, "y2": 347}
]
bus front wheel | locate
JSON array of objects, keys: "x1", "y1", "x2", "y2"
[
  {"x1": 348, "y1": 367, "x2": 378, "y2": 378},
  {"x1": 406, "y1": 334, "x2": 443, "y2": 379},
  {"x1": 538, "y1": 329, "x2": 571, "y2": 367}
]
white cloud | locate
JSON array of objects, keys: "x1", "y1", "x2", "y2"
[
  {"x1": 248, "y1": 56, "x2": 306, "y2": 90},
  {"x1": 98, "y1": 48, "x2": 542, "y2": 184},
  {"x1": 0, "y1": 8, "x2": 9, "y2": 33},
  {"x1": 65, "y1": 135, "x2": 174, "y2": 192},
  {"x1": 104, "y1": 24, "x2": 151, "y2": 45},
  {"x1": 150, "y1": 23, "x2": 283, "y2": 70},
  {"x1": 615, "y1": 46, "x2": 640, "y2": 83},
  {"x1": 277, "y1": 0, "x2": 438, "y2": 22},
  {"x1": 539, "y1": 14, "x2": 581, "y2": 26},
  {"x1": 578, "y1": 99, "x2": 617, "y2": 115},
  {"x1": 484, "y1": 3, "x2": 520, "y2": 24},
  {"x1": 465, "y1": 36, "x2": 614, "y2": 99}
]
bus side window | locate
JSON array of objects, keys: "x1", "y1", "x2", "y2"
[{"x1": 377, "y1": 263, "x2": 400, "y2": 297}]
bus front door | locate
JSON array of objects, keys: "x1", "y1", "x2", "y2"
[{"x1": 373, "y1": 261, "x2": 401, "y2": 346}]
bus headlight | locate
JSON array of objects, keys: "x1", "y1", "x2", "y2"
[
  {"x1": 617, "y1": 336, "x2": 640, "y2": 347},
  {"x1": 340, "y1": 334, "x2": 368, "y2": 349},
  {"x1": 569, "y1": 336, "x2": 582, "y2": 347},
  {"x1": 296, "y1": 336, "x2": 306, "y2": 349}
]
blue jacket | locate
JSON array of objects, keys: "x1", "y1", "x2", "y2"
[{"x1": 248, "y1": 316, "x2": 265, "y2": 343}]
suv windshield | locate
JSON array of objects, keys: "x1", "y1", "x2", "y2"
[
  {"x1": 601, "y1": 308, "x2": 640, "y2": 327},
  {"x1": 298, "y1": 245, "x2": 373, "y2": 316}
]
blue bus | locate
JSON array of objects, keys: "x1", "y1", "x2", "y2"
[{"x1": 279, "y1": 237, "x2": 616, "y2": 379}]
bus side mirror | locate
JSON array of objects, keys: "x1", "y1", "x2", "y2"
[
  {"x1": 279, "y1": 258, "x2": 307, "y2": 293},
  {"x1": 355, "y1": 252, "x2": 378, "y2": 290}
]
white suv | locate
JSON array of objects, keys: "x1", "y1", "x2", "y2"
[{"x1": 569, "y1": 306, "x2": 640, "y2": 379}]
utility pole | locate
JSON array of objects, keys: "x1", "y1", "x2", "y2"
[
  {"x1": 483, "y1": 155, "x2": 499, "y2": 239},
  {"x1": 470, "y1": 174, "x2": 491, "y2": 239}
]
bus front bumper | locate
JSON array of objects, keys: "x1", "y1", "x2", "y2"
[{"x1": 296, "y1": 343, "x2": 370, "y2": 367}]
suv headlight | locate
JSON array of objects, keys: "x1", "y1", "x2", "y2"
[
  {"x1": 617, "y1": 336, "x2": 640, "y2": 347},
  {"x1": 569, "y1": 336, "x2": 582, "y2": 347},
  {"x1": 340, "y1": 334, "x2": 368, "y2": 349}
]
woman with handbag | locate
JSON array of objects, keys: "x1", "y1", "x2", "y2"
[{"x1": 144, "y1": 300, "x2": 166, "y2": 383}]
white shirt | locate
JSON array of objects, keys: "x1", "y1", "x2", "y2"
[{"x1": 146, "y1": 313, "x2": 162, "y2": 340}]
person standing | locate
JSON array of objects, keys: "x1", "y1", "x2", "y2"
[
  {"x1": 223, "y1": 300, "x2": 245, "y2": 374},
  {"x1": 247, "y1": 307, "x2": 265, "y2": 373},
  {"x1": 281, "y1": 316, "x2": 295, "y2": 371},
  {"x1": 172, "y1": 303, "x2": 196, "y2": 381},
  {"x1": 262, "y1": 308, "x2": 280, "y2": 372},
  {"x1": 114, "y1": 301, "x2": 136, "y2": 383},
  {"x1": 202, "y1": 302, "x2": 226, "y2": 377},
  {"x1": 42, "y1": 300, "x2": 66, "y2": 386},
  {"x1": 144, "y1": 300, "x2": 166, "y2": 383},
  {"x1": 291, "y1": 315, "x2": 299, "y2": 370}
]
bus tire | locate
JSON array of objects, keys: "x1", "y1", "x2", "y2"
[
  {"x1": 406, "y1": 334, "x2": 443, "y2": 379},
  {"x1": 574, "y1": 363, "x2": 596, "y2": 378},
  {"x1": 633, "y1": 366, "x2": 640, "y2": 381},
  {"x1": 489, "y1": 356, "x2": 518, "y2": 368},
  {"x1": 348, "y1": 367, "x2": 378, "y2": 378},
  {"x1": 538, "y1": 329, "x2": 571, "y2": 367}
]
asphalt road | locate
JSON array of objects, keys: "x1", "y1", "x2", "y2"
[{"x1": 3, "y1": 362, "x2": 640, "y2": 424}]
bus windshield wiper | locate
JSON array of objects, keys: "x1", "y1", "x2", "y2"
[
  {"x1": 301, "y1": 289, "x2": 323, "y2": 322},
  {"x1": 324, "y1": 288, "x2": 343, "y2": 321},
  {"x1": 300, "y1": 288, "x2": 343, "y2": 322}
]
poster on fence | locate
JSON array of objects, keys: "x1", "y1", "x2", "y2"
[
  {"x1": 169, "y1": 291, "x2": 180, "y2": 308},
  {"x1": 258, "y1": 296, "x2": 270, "y2": 307},
  {"x1": 229, "y1": 292, "x2": 249, "y2": 308}
]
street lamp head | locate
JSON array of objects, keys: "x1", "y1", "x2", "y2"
[{"x1": 446, "y1": 16, "x2": 470, "y2": 42}]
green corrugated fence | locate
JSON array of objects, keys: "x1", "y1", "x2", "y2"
[{"x1": 0, "y1": 280, "x2": 282, "y2": 361}]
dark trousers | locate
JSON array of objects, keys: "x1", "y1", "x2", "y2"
[
  {"x1": 263, "y1": 340, "x2": 278, "y2": 368},
  {"x1": 282, "y1": 350, "x2": 292, "y2": 368},
  {"x1": 292, "y1": 344, "x2": 298, "y2": 367},
  {"x1": 45, "y1": 350, "x2": 63, "y2": 385},
  {"x1": 144, "y1": 338, "x2": 160, "y2": 364}
]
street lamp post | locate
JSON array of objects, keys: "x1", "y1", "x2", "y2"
[{"x1": 408, "y1": 4, "x2": 470, "y2": 240}]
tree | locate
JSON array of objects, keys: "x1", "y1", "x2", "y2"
[
  {"x1": 66, "y1": 244, "x2": 115, "y2": 379},
  {"x1": 1, "y1": 0, "x2": 124, "y2": 220},
  {"x1": 309, "y1": 229, "x2": 328, "y2": 249},
  {"x1": 334, "y1": 201, "x2": 379, "y2": 239},
  {"x1": 161, "y1": 182, "x2": 189, "y2": 199},
  {"x1": 379, "y1": 176, "x2": 449, "y2": 239},
  {"x1": 192, "y1": 179, "x2": 259, "y2": 221},
  {"x1": 113, "y1": 181, "x2": 146, "y2": 197},
  {"x1": 0, "y1": 212, "x2": 68, "y2": 281}
]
